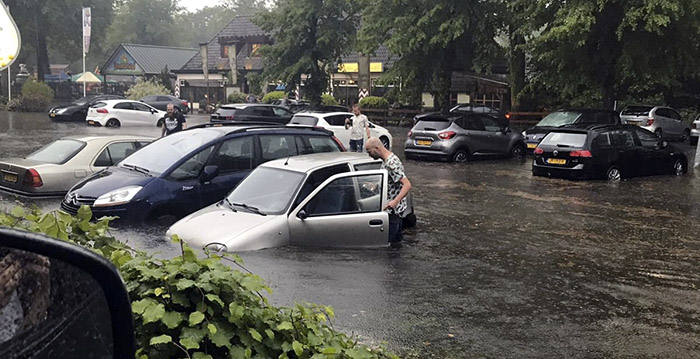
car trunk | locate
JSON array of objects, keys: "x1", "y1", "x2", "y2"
[
  {"x1": 409, "y1": 119, "x2": 452, "y2": 146},
  {"x1": 535, "y1": 132, "x2": 591, "y2": 169},
  {"x1": 0, "y1": 158, "x2": 48, "y2": 192}
]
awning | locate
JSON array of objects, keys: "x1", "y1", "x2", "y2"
[{"x1": 74, "y1": 72, "x2": 103, "y2": 83}]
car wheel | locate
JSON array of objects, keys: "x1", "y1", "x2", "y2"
[
  {"x1": 452, "y1": 149, "x2": 469, "y2": 163},
  {"x1": 510, "y1": 144, "x2": 525, "y2": 159},
  {"x1": 673, "y1": 158, "x2": 685, "y2": 176},
  {"x1": 606, "y1": 165, "x2": 622, "y2": 181},
  {"x1": 681, "y1": 129, "x2": 690, "y2": 142},
  {"x1": 156, "y1": 118, "x2": 164, "y2": 127},
  {"x1": 379, "y1": 136, "x2": 390, "y2": 150},
  {"x1": 654, "y1": 128, "x2": 663, "y2": 139},
  {"x1": 71, "y1": 112, "x2": 82, "y2": 122},
  {"x1": 105, "y1": 119, "x2": 121, "y2": 128}
]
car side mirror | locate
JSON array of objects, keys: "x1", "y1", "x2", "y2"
[
  {"x1": 501, "y1": 126, "x2": 510, "y2": 133},
  {"x1": 0, "y1": 228, "x2": 134, "y2": 359},
  {"x1": 298, "y1": 209, "x2": 308, "y2": 220},
  {"x1": 200, "y1": 165, "x2": 219, "y2": 183}
]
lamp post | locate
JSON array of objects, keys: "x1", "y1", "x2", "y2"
[
  {"x1": 0, "y1": 0, "x2": 22, "y2": 103},
  {"x1": 200, "y1": 42, "x2": 209, "y2": 113}
]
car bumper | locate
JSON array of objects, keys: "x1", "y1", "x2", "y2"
[
  {"x1": 86, "y1": 117, "x2": 105, "y2": 126},
  {"x1": 532, "y1": 162, "x2": 592, "y2": 180},
  {"x1": 48, "y1": 113, "x2": 73, "y2": 121},
  {"x1": 691, "y1": 128, "x2": 700, "y2": 138},
  {"x1": 404, "y1": 148, "x2": 452, "y2": 161},
  {"x1": 0, "y1": 184, "x2": 65, "y2": 198}
]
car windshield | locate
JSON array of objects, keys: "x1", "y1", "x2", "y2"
[
  {"x1": 536, "y1": 111, "x2": 581, "y2": 127},
  {"x1": 621, "y1": 106, "x2": 653, "y2": 116},
  {"x1": 73, "y1": 97, "x2": 94, "y2": 105},
  {"x1": 290, "y1": 115, "x2": 318, "y2": 126},
  {"x1": 26, "y1": 139, "x2": 86, "y2": 164},
  {"x1": 118, "y1": 130, "x2": 221, "y2": 175},
  {"x1": 539, "y1": 132, "x2": 588, "y2": 148},
  {"x1": 414, "y1": 119, "x2": 451, "y2": 131},
  {"x1": 225, "y1": 167, "x2": 306, "y2": 215},
  {"x1": 216, "y1": 108, "x2": 237, "y2": 117}
]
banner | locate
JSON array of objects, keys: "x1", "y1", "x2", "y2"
[{"x1": 82, "y1": 7, "x2": 91, "y2": 53}]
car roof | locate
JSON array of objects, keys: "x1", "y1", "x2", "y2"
[
  {"x1": 61, "y1": 134, "x2": 156, "y2": 141},
  {"x1": 552, "y1": 108, "x2": 619, "y2": 114},
  {"x1": 219, "y1": 103, "x2": 280, "y2": 109},
  {"x1": 187, "y1": 123, "x2": 336, "y2": 137},
  {"x1": 292, "y1": 111, "x2": 352, "y2": 118},
  {"x1": 96, "y1": 99, "x2": 148, "y2": 105},
  {"x1": 260, "y1": 152, "x2": 377, "y2": 173},
  {"x1": 546, "y1": 124, "x2": 640, "y2": 134}
]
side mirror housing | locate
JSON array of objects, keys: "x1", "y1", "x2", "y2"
[
  {"x1": 298, "y1": 209, "x2": 308, "y2": 220},
  {"x1": 200, "y1": 165, "x2": 219, "y2": 183},
  {"x1": 502, "y1": 126, "x2": 510, "y2": 134},
  {"x1": 657, "y1": 140, "x2": 668, "y2": 149}
]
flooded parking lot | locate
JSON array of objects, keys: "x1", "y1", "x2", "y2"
[{"x1": 2, "y1": 111, "x2": 700, "y2": 358}]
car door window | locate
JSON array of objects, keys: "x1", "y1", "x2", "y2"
[
  {"x1": 292, "y1": 164, "x2": 350, "y2": 209},
  {"x1": 93, "y1": 142, "x2": 136, "y2": 167},
  {"x1": 260, "y1": 135, "x2": 297, "y2": 161},
  {"x1": 670, "y1": 109, "x2": 681, "y2": 121},
  {"x1": 634, "y1": 128, "x2": 659, "y2": 148},
  {"x1": 252, "y1": 107, "x2": 274, "y2": 116},
  {"x1": 300, "y1": 135, "x2": 342, "y2": 153},
  {"x1": 479, "y1": 115, "x2": 502, "y2": 132},
  {"x1": 272, "y1": 107, "x2": 292, "y2": 117},
  {"x1": 577, "y1": 113, "x2": 596, "y2": 124},
  {"x1": 142, "y1": 96, "x2": 155, "y2": 102},
  {"x1": 325, "y1": 115, "x2": 348, "y2": 126},
  {"x1": 461, "y1": 116, "x2": 486, "y2": 131},
  {"x1": 157, "y1": 96, "x2": 172, "y2": 102},
  {"x1": 655, "y1": 108, "x2": 671, "y2": 118},
  {"x1": 210, "y1": 136, "x2": 254, "y2": 173},
  {"x1": 132, "y1": 102, "x2": 153, "y2": 112},
  {"x1": 167, "y1": 146, "x2": 215, "y2": 181},
  {"x1": 113, "y1": 102, "x2": 133, "y2": 110},
  {"x1": 303, "y1": 174, "x2": 382, "y2": 216}
]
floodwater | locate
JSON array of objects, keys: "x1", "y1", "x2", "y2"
[{"x1": 2, "y1": 110, "x2": 700, "y2": 358}]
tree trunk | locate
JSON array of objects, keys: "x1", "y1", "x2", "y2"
[
  {"x1": 34, "y1": 7, "x2": 50, "y2": 83},
  {"x1": 593, "y1": 2, "x2": 623, "y2": 110},
  {"x1": 508, "y1": 30, "x2": 526, "y2": 111},
  {"x1": 433, "y1": 47, "x2": 454, "y2": 113}
]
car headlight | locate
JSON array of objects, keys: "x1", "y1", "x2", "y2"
[
  {"x1": 205, "y1": 243, "x2": 227, "y2": 252},
  {"x1": 93, "y1": 186, "x2": 142, "y2": 207}
]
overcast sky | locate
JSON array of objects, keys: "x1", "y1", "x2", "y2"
[{"x1": 179, "y1": 0, "x2": 224, "y2": 12}]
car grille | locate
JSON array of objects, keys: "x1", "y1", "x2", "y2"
[{"x1": 60, "y1": 195, "x2": 95, "y2": 215}]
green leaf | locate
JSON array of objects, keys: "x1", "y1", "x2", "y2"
[
  {"x1": 208, "y1": 323, "x2": 233, "y2": 348},
  {"x1": 10, "y1": 206, "x2": 26, "y2": 218},
  {"x1": 205, "y1": 293, "x2": 224, "y2": 307},
  {"x1": 154, "y1": 288, "x2": 164, "y2": 297},
  {"x1": 77, "y1": 205, "x2": 93, "y2": 221},
  {"x1": 142, "y1": 303, "x2": 166, "y2": 324},
  {"x1": 292, "y1": 341, "x2": 303, "y2": 356},
  {"x1": 228, "y1": 303, "x2": 244, "y2": 321},
  {"x1": 149, "y1": 334, "x2": 172, "y2": 345},
  {"x1": 175, "y1": 278, "x2": 196, "y2": 291},
  {"x1": 179, "y1": 337, "x2": 200, "y2": 350},
  {"x1": 207, "y1": 323, "x2": 217, "y2": 334},
  {"x1": 192, "y1": 353, "x2": 213, "y2": 359},
  {"x1": 265, "y1": 329, "x2": 275, "y2": 340},
  {"x1": 189, "y1": 311, "x2": 206, "y2": 326},
  {"x1": 160, "y1": 311, "x2": 183, "y2": 329},
  {"x1": 276, "y1": 321, "x2": 294, "y2": 331},
  {"x1": 249, "y1": 328, "x2": 262, "y2": 342},
  {"x1": 171, "y1": 291, "x2": 190, "y2": 306},
  {"x1": 131, "y1": 298, "x2": 157, "y2": 315},
  {"x1": 228, "y1": 346, "x2": 246, "y2": 359},
  {"x1": 180, "y1": 327, "x2": 207, "y2": 345}
]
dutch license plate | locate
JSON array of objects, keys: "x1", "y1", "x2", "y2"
[
  {"x1": 546, "y1": 158, "x2": 567, "y2": 165},
  {"x1": 88, "y1": 120, "x2": 96, "y2": 125},
  {"x1": 527, "y1": 143, "x2": 537, "y2": 149},
  {"x1": 416, "y1": 139, "x2": 432, "y2": 146},
  {"x1": 2, "y1": 172, "x2": 18, "y2": 183},
  {"x1": 49, "y1": 113, "x2": 56, "y2": 117}
]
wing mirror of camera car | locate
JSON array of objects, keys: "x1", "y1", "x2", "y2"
[
  {"x1": 0, "y1": 228, "x2": 135, "y2": 359},
  {"x1": 200, "y1": 165, "x2": 220, "y2": 183},
  {"x1": 297, "y1": 209, "x2": 308, "y2": 220}
]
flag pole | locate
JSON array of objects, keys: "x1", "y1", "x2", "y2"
[
  {"x1": 7, "y1": 66, "x2": 11, "y2": 102},
  {"x1": 82, "y1": 45, "x2": 86, "y2": 97}
]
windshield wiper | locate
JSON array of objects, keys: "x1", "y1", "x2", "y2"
[
  {"x1": 122, "y1": 163, "x2": 151, "y2": 176},
  {"x1": 223, "y1": 198, "x2": 237, "y2": 212},
  {"x1": 231, "y1": 202, "x2": 267, "y2": 216}
]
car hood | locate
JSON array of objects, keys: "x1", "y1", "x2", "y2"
[
  {"x1": 168, "y1": 204, "x2": 286, "y2": 251},
  {"x1": 50, "y1": 103, "x2": 81, "y2": 111},
  {"x1": 69, "y1": 166, "x2": 154, "y2": 197}
]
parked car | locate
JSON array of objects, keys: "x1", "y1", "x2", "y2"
[
  {"x1": 690, "y1": 113, "x2": 700, "y2": 145},
  {"x1": 290, "y1": 111, "x2": 393, "y2": 149},
  {"x1": 619, "y1": 105, "x2": 690, "y2": 141},
  {"x1": 0, "y1": 135, "x2": 153, "y2": 197},
  {"x1": 532, "y1": 124, "x2": 687, "y2": 180},
  {"x1": 523, "y1": 109, "x2": 621, "y2": 151},
  {"x1": 167, "y1": 152, "x2": 416, "y2": 252},
  {"x1": 404, "y1": 113, "x2": 526, "y2": 162},
  {"x1": 413, "y1": 103, "x2": 510, "y2": 125},
  {"x1": 210, "y1": 104, "x2": 293, "y2": 124},
  {"x1": 139, "y1": 94, "x2": 189, "y2": 114},
  {"x1": 48, "y1": 94, "x2": 124, "y2": 121},
  {"x1": 86, "y1": 99, "x2": 166, "y2": 128},
  {"x1": 60, "y1": 124, "x2": 345, "y2": 223}
]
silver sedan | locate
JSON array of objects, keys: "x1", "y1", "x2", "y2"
[{"x1": 0, "y1": 135, "x2": 154, "y2": 197}]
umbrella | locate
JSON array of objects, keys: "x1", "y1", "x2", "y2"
[{"x1": 75, "y1": 72, "x2": 103, "y2": 83}]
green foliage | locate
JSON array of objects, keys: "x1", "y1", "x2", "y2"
[
  {"x1": 246, "y1": 72, "x2": 264, "y2": 96},
  {"x1": 227, "y1": 92, "x2": 247, "y2": 103},
  {"x1": 105, "y1": 0, "x2": 181, "y2": 49},
  {"x1": 321, "y1": 94, "x2": 339, "y2": 106},
  {"x1": 0, "y1": 205, "x2": 398, "y2": 359},
  {"x1": 159, "y1": 66, "x2": 173, "y2": 92},
  {"x1": 126, "y1": 79, "x2": 170, "y2": 100},
  {"x1": 261, "y1": 91, "x2": 285, "y2": 104},
  {"x1": 20, "y1": 80, "x2": 54, "y2": 112},
  {"x1": 359, "y1": 96, "x2": 389, "y2": 109}
]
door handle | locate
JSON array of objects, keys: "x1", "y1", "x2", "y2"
[
  {"x1": 369, "y1": 219, "x2": 383, "y2": 226},
  {"x1": 182, "y1": 185, "x2": 194, "y2": 191}
]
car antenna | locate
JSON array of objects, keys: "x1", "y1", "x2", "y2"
[{"x1": 284, "y1": 156, "x2": 290, "y2": 166}]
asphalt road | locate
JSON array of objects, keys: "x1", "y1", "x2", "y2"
[{"x1": 2, "y1": 110, "x2": 700, "y2": 358}]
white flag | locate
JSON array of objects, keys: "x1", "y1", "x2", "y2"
[{"x1": 82, "y1": 7, "x2": 91, "y2": 54}]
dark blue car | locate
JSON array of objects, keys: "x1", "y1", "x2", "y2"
[{"x1": 60, "y1": 123, "x2": 345, "y2": 223}]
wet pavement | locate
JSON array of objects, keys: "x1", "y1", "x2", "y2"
[{"x1": 2, "y1": 111, "x2": 700, "y2": 358}]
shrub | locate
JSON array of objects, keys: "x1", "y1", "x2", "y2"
[
  {"x1": 262, "y1": 91, "x2": 285, "y2": 104},
  {"x1": 359, "y1": 96, "x2": 389, "y2": 109},
  {"x1": 321, "y1": 94, "x2": 339, "y2": 106},
  {"x1": 0, "y1": 206, "x2": 398, "y2": 359},
  {"x1": 21, "y1": 80, "x2": 54, "y2": 112},
  {"x1": 126, "y1": 78, "x2": 170, "y2": 100},
  {"x1": 227, "y1": 92, "x2": 247, "y2": 104}
]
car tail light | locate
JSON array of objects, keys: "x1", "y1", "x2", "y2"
[
  {"x1": 181, "y1": 101, "x2": 188, "y2": 107},
  {"x1": 646, "y1": 118, "x2": 654, "y2": 126},
  {"x1": 438, "y1": 131, "x2": 456, "y2": 140},
  {"x1": 505, "y1": 112, "x2": 511, "y2": 120},
  {"x1": 226, "y1": 116, "x2": 234, "y2": 120},
  {"x1": 331, "y1": 136, "x2": 347, "y2": 151},
  {"x1": 23, "y1": 168, "x2": 43, "y2": 187},
  {"x1": 570, "y1": 150, "x2": 592, "y2": 158},
  {"x1": 533, "y1": 147, "x2": 544, "y2": 154},
  {"x1": 407, "y1": 130, "x2": 413, "y2": 137},
  {"x1": 97, "y1": 108, "x2": 108, "y2": 114}
]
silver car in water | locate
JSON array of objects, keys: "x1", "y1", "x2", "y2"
[
  {"x1": 619, "y1": 105, "x2": 690, "y2": 141},
  {"x1": 167, "y1": 152, "x2": 397, "y2": 251}
]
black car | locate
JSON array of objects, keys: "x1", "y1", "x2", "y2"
[
  {"x1": 48, "y1": 94, "x2": 124, "y2": 121},
  {"x1": 60, "y1": 123, "x2": 345, "y2": 224},
  {"x1": 532, "y1": 124, "x2": 687, "y2": 180},
  {"x1": 210, "y1": 104, "x2": 294, "y2": 125},
  {"x1": 139, "y1": 94, "x2": 189, "y2": 114},
  {"x1": 523, "y1": 109, "x2": 621, "y2": 151}
]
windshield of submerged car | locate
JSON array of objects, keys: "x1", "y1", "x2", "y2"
[
  {"x1": 26, "y1": 139, "x2": 86, "y2": 164},
  {"x1": 539, "y1": 132, "x2": 588, "y2": 148},
  {"x1": 536, "y1": 111, "x2": 581, "y2": 127},
  {"x1": 118, "y1": 130, "x2": 221, "y2": 175},
  {"x1": 225, "y1": 167, "x2": 305, "y2": 215}
]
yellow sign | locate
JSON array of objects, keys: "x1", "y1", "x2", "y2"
[
  {"x1": 0, "y1": 0, "x2": 21, "y2": 71},
  {"x1": 370, "y1": 62, "x2": 383, "y2": 73},
  {"x1": 338, "y1": 62, "x2": 384, "y2": 73}
]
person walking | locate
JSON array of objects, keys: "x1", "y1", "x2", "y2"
[
  {"x1": 345, "y1": 104, "x2": 371, "y2": 152},
  {"x1": 161, "y1": 103, "x2": 187, "y2": 137},
  {"x1": 365, "y1": 137, "x2": 412, "y2": 247}
]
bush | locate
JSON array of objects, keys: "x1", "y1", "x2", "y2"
[
  {"x1": 0, "y1": 206, "x2": 398, "y2": 359},
  {"x1": 125, "y1": 78, "x2": 170, "y2": 100},
  {"x1": 321, "y1": 94, "x2": 339, "y2": 106},
  {"x1": 261, "y1": 91, "x2": 285, "y2": 104},
  {"x1": 227, "y1": 92, "x2": 247, "y2": 103},
  {"x1": 359, "y1": 96, "x2": 389, "y2": 109},
  {"x1": 21, "y1": 80, "x2": 54, "y2": 112}
]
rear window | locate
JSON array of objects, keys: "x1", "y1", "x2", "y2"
[
  {"x1": 26, "y1": 139, "x2": 86, "y2": 164},
  {"x1": 302, "y1": 135, "x2": 342, "y2": 153},
  {"x1": 539, "y1": 132, "x2": 588, "y2": 148},
  {"x1": 216, "y1": 108, "x2": 238, "y2": 117},
  {"x1": 621, "y1": 106, "x2": 653, "y2": 116},
  {"x1": 414, "y1": 119, "x2": 451, "y2": 131},
  {"x1": 290, "y1": 115, "x2": 319, "y2": 126},
  {"x1": 536, "y1": 111, "x2": 581, "y2": 127}
]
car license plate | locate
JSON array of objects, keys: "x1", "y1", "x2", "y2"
[
  {"x1": 527, "y1": 143, "x2": 537, "y2": 149},
  {"x1": 49, "y1": 113, "x2": 56, "y2": 117},
  {"x1": 2, "y1": 172, "x2": 18, "y2": 183},
  {"x1": 88, "y1": 120, "x2": 96, "y2": 125},
  {"x1": 546, "y1": 158, "x2": 567, "y2": 165},
  {"x1": 416, "y1": 139, "x2": 432, "y2": 146}
]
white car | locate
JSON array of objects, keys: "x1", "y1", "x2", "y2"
[
  {"x1": 290, "y1": 112, "x2": 393, "y2": 149},
  {"x1": 691, "y1": 113, "x2": 700, "y2": 145},
  {"x1": 86, "y1": 99, "x2": 166, "y2": 128}
]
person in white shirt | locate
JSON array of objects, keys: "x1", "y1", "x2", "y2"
[{"x1": 344, "y1": 104, "x2": 371, "y2": 152}]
